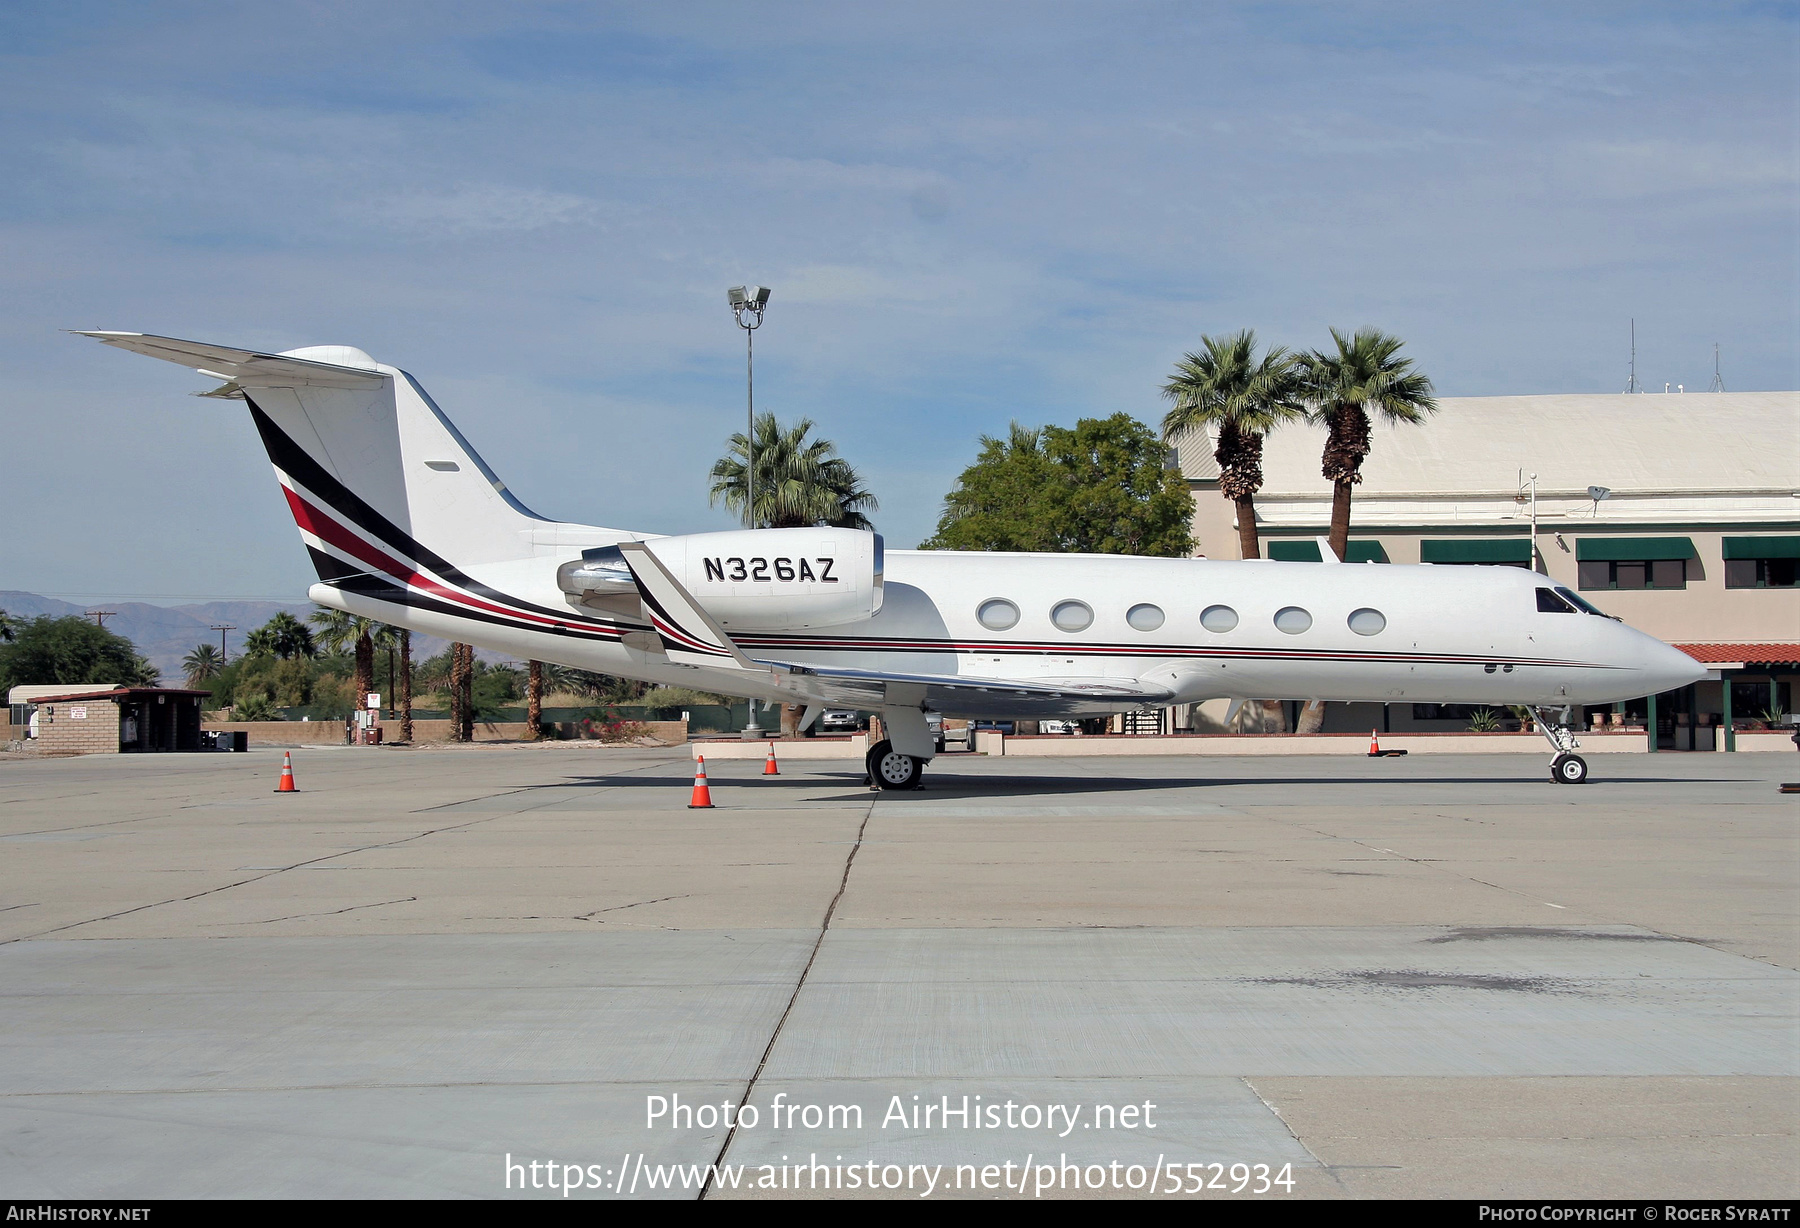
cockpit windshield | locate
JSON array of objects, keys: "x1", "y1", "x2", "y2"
[{"x1": 1555, "y1": 586, "x2": 1611, "y2": 617}]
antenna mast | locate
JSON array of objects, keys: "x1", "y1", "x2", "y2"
[
  {"x1": 1708, "y1": 343, "x2": 1725, "y2": 392},
  {"x1": 1624, "y1": 319, "x2": 1639, "y2": 393}
]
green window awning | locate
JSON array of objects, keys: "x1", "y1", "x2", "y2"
[
  {"x1": 1722, "y1": 535, "x2": 1800, "y2": 560},
  {"x1": 1576, "y1": 536, "x2": 1696, "y2": 562},
  {"x1": 1420, "y1": 538, "x2": 1532, "y2": 564},
  {"x1": 1268, "y1": 540, "x2": 1389, "y2": 563}
]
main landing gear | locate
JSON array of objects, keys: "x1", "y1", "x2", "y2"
[
  {"x1": 1532, "y1": 706, "x2": 1588, "y2": 785},
  {"x1": 866, "y1": 739, "x2": 926, "y2": 790}
]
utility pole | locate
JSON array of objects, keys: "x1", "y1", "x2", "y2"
[
  {"x1": 211, "y1": 624, "x2": 236, "y2": 662},
  {"x1": 86, "y1": 610, "x2": 117, "y2": 629}
]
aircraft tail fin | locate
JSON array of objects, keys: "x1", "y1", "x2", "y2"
[{"x1": 77, "y1": 332, "x2": 609, "y2": 593}]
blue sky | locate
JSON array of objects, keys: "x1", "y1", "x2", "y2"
[{"x1": 2, "y1": 1, "x2": 1795, "y2": 600}]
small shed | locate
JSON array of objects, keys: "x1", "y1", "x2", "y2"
[{"x1": 30, "y1": 687, "x2": 211, "y2": 755}]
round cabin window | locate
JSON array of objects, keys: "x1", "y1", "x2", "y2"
[
  {"x1": 1274, "y1": 606, "x2": 1312, "y2": 634},
  {"x1": 1200, "y1": 604, "x2": 1238, "y2": 633},
  {"x1": 977, "y1": 598, "x2": 1020, "y2": 631},
  {"x1": 1347, "y1": 607, "x2": 1386, "y2": 636},
  {"x1": 1050, "y1": 600, "x2": 1094, "y2": 633},
  {"x1": 1126, "y1": 603, "x2": 1164, "y2": 632}
]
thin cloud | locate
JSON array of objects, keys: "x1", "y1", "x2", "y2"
[{"x1": 360, "y1": 184, "x2": 602, "y2": 237}]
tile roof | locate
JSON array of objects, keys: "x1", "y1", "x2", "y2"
[{"x1": 1675, "y1": 643, "x2": 1800, "y2": 665}]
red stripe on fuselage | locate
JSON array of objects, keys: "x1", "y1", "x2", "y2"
[{"x1": 280, "y1": 484, "x2": 595, "y2": 636}]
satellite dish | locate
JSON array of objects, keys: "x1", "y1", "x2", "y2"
[{"x1": 1587, "y1": 486, "x2": 1612, "y2": 502}]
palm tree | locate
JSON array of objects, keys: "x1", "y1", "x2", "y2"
[
  {"x1": 308, "y1": 607, "x2": 377, "y2": 724},
  {"x1": 1303, "y1": 328, "x2": 1438, "y2": 562},
  {"x1": 398, "y1": 629, "x2": 414, "y2": 743},
  {"x1": 527, "y1": 660, "x2": 544, "y2": 740},
  {"x1": 709, "y1": 413, "x2": 878, "y2": 530},
  {"x1": 181, "y1": 643, "x2": 222, "y2": 687},
  {"x1": 453, "y1": 642, "x2": 474, "y2": 741},
  {"x1": 1161, "y1": 329, "x2": 1306, "y2": 561},
  {"x1": 0, "y1": 609, "x2": 21, "y2": 643},
  {"x1": 245, "y1": 611, "x2": 316, "y2": 660}
]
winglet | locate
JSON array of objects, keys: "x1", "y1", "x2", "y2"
[
  {"x1": 615, "y1": 541, "x2": 769, "y2": 673},
  {"x1": 1315, "y1": 535, "x2": 1343, "y2": 563}
]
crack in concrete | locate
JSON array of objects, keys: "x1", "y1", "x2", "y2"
[
  {"x1": 214, "y1": 897, "x2": 419, "y2": 926},
  {"x1": 0, "y1": 760, "x2": 675, "y2": 946},
  {"x1": 702, "y1": 795, "x2": 877, "y2": 1199},
  {"x1": 574, "y1": 895, "x2": 689, "y2": 921}
]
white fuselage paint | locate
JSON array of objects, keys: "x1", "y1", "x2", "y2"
[{"x1": 315, "y1": 543, "x2": 1705, "y2": 719}]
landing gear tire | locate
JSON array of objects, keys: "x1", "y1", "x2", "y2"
[
  {"x1": 1551, "y1": 753, "x2": 1589, "y2": 785},
  {"x1": 866, "y1": 740, "x2": 924, "y2": 790}
]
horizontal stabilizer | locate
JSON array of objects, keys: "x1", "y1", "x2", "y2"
[{"x1": 74, "y1": 331, "x2": 386, "y2": 390}]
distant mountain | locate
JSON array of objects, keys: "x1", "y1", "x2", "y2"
[{"x1": 0, "y1": 591, "x2": 514, "y2": 683}]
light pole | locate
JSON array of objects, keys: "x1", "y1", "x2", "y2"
[
  {"x1": 727, "y1": 285, "x2": 771, "y2": 529},
  {"x1": 1517, "y1": 472, "x2": 1539, "y2": 572},
  {"x1": 727, "y1": 286, "x2": 770, "y2": 737}
]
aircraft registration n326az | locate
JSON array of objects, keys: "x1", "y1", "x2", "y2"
[{"x1": 80, "y1": 332, "x2": 1706, "y2": 789}]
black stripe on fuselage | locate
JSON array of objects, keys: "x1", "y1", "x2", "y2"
[{"x1": 326, "y1": 575, "x2": 624, "y2": 643}]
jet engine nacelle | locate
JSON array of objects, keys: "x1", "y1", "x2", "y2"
[{"x1": 560, "y1": 527, "x2": 883, "y2": 630}]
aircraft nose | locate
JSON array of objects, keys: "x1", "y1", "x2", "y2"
[{"x1": 1640, "y1": 637, "x2": 1708, "y2": 694}]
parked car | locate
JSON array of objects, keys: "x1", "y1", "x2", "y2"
[
  {"x1": 927, "y1": 711, "x2": 945, "y2": 753},
  {"x1": 970, "y1": 720, "x2": 1015, "y2": 736},
  {"x1": 1038, "y1": 719, "x2": 1077, "y2": 735},
  {"x1": 819, "y1": 709, "x2": 864, "y2": 734}
]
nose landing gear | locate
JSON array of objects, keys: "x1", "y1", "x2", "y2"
[{"x1": 1532, "y1": 706, "x2": 1589, "y2": 785}]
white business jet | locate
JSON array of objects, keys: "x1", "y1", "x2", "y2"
[{"x1": 79, "y1": 332, "x2": 1706, "y2": 788}]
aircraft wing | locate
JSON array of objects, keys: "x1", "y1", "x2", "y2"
[
  {"x1": 762, "y1": 662, "x2": 1174, "y2": 716},
  {"x1": 74, "y1": 331, "x2": 387, "y2": 390},
  {"x1": 613, "y1": 539, "x2": 1170, "y2": 713}
]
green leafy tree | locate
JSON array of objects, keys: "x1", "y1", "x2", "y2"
[
  {"x1": 1160, "y1": 329, "x2": 1306, "y2": 561},
  {"x1": 710, "y1": 413, "x2": 878, "y2": 530},
  {"x1": 1303, "y1": 328, "x2": 1438, "y2": 561},
  {"x1": 182, "y1": 643, "x2": 222, "y2": 687},
  {"x1": 923, "y1": 414, "x2": 1194, "y2": 556},
  {"x1": 0, "y1": 609, "x2": 22, "y2": 643},
  {"x1": 0, "y1": 616, "x2": 159, "y2": 692},
  {"x1": 244, "y1": 611, "x2": 316, "y2": 661}
]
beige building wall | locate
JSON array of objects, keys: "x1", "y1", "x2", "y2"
[
  {"x1": 35, "y1": 699, "x2": 121, "y2": 756},
  {"x1": 1182, "y1": 392, "x2": 1800, "y2": 647}
]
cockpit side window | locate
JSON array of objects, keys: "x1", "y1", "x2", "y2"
[
  {"x1": 1536, "y1": 587, "x2": 1577, "y2": 613},
  {"x1": 1555, "y1": 586, "x2": 1610, "y2": 617}
]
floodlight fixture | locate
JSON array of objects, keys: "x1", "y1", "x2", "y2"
[{"x1": 1587, "y1": 486, "x2": 1611, "y2": 503}]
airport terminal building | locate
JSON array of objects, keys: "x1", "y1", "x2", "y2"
[{"x1": 1175, "y1": 391, "x2": 1800, "y2": 742}]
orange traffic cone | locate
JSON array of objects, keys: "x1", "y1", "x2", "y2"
[
  {"x1": 688, "y1": 756, "x2": 714, "y2": 809},
  {"x1": 763, "y1": 742, "x2": 780, "y2": 776},
  {"x1": 1367, "y1": 730, "x2": 1381, "y2": 757},
  {"x1": 274, "y1": 751, "x2": 298, "y2": 792}
]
